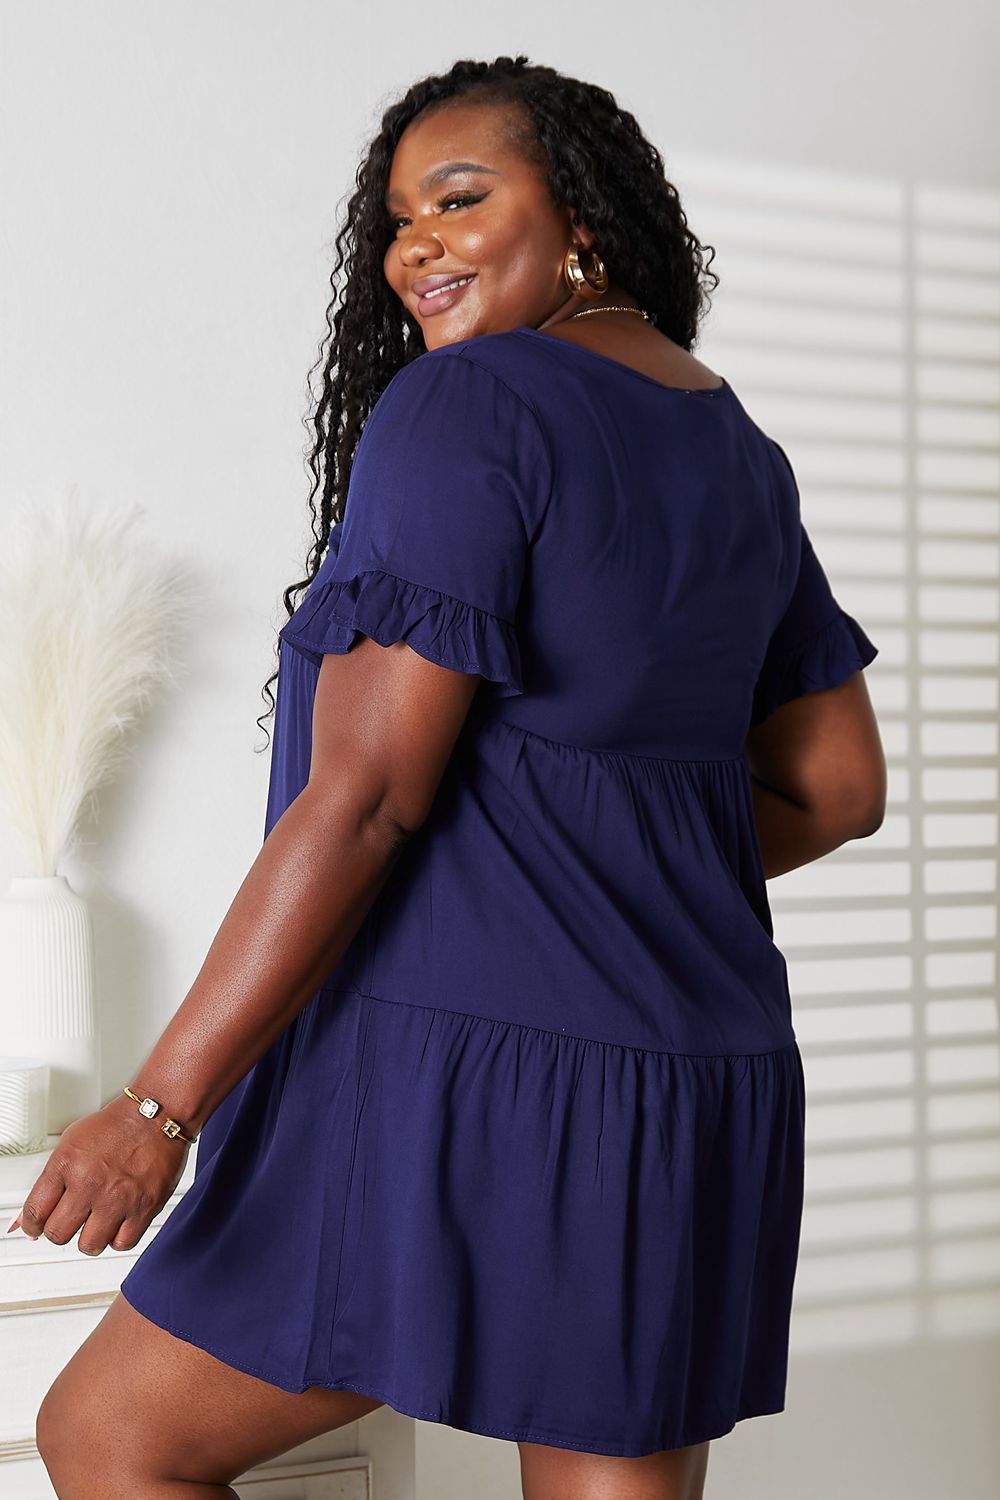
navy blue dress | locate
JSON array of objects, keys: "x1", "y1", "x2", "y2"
[{"x1": 119, "y1": 326, "x2": 879, "y2": 1457}]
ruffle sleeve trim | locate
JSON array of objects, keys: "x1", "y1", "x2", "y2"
[
  {"x1": 278, "y1": 567, "x2": 524, "y2": 697},
  {"x1": 751, "y1": 608, "x2": 878, "y2": 727}
]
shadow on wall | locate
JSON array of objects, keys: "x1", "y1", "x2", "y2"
[{"x1": 678, "y1": 151, "x2": 1000, "y2": 1354}]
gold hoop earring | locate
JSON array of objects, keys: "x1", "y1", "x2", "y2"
[{"x1": 562, "y1": 244, "x2": 609, "y2": 300}]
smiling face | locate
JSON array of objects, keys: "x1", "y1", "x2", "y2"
[{"x1": 383, "y1": 99, "x2": 592, "y2": 347}]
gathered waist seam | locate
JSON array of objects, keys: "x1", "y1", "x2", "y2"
[
  {"x1": 469, "y1": 712, "x2": 747, "y2": 767},
  {"x1": 315, "y1": 983, "x2": 799, "y2": 1061}
]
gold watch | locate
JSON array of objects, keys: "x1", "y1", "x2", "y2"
[{"x1": 122, "y1": 1085, "x2": 198, "y2": 1143}]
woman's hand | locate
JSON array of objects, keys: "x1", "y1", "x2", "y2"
[{"x1": 5, "y1": 1093, "x2": 189, "y2": 1255}]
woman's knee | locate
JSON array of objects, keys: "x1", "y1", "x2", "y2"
[
  {"x1": 35, "y1": 1371, "x2": 104, "y2": 1496},
  {"x1": 34, "y1": 1294, "x2": 387, "y2": 1495}
]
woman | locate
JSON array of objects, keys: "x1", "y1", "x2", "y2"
[{"x1": 18, "y1": 55, "x2": 884, "y2": 1500}]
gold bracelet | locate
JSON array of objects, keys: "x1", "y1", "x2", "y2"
[{"x1": 122, "y1": 1085, "x2": 198, "y2": 1143}]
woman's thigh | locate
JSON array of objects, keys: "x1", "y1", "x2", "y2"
[
  {"x1": 35, "y1": 1292, "x2": 384, "y2": 1492},
  {"x1": 518, "y1": 1436, "x2": 712, "y2": 1500}
]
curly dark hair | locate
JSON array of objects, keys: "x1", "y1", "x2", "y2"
[{"x1": 256, "y1": 53, "x2": 720, "y2": 747}]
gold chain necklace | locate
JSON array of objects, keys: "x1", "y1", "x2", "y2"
[{"x1": 566, "y1": 304, "x2": 651, "y2": 322}]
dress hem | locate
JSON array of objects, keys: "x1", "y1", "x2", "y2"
[{"x1": 117, "y1": 1283, "x2": 784, "y2": 1458}]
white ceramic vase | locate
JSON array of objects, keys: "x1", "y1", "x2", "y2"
[{"x1": 0, "y1": 875, "x2": 100, "y2": 1133}]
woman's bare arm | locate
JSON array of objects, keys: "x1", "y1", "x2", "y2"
[
  {"x1": 14, "y1": 637, "x2": 481, "y2": 1250},
  {"x1": 745, "y1": 671, "x2": 886, "y2": 880},
  {"x1": 122, "y1": 635, "x2": 484, "y2": 1135}
]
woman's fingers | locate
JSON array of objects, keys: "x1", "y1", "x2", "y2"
[
  {"x1": 11, "y1": 1104, "x2": 182, "y2": 1253},
  {"x1": 77, "y1": 1207, "x2": 134, "y2": 1256},
  {"x1": 23, "y1": 1182, "x2": 153, "y2": 1255},
  {"x1": 17, "y1": 1159, "x2": 71, "y2": 1240},
  {"x1": 108, "y1": 1209, "x2": 155, "y2": 1254},
  {"x1": 33, "y1": 1195, "x2": 94, "y2": 1246},
  {"x1": 78, "y1": 1193, "x2": 158, "y2": 1255}
]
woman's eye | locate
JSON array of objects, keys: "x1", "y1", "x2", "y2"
[
  {"x1": 389, "y1": 193, "x2": 486, "y2": 230},
  {"x1": 442, "y1": 193, "x2": 485, "y2": 212}
]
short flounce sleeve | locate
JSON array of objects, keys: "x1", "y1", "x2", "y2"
[
  {"x1": 750, "y1": 518, "x2": 879, "y2": 727},
  {"x1": 278, "y1": 349, "x2": 550, "y2": 700},
  {"x1": 277, "y1": 561, "x2": 523, "y2": 694}
]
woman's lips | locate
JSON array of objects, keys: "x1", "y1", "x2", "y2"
[{"x1": 416, "y1": 274, "x2": 477, "y2": 316}]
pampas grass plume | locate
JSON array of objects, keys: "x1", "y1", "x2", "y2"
[{"x1": 0, "y1": 491, "x2": 195, "y2": 877}]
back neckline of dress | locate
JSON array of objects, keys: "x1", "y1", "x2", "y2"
[{"x1": 513, "y1": 325, "x2": 731, "y2": 400}]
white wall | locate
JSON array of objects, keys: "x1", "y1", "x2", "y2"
[{"x1": 1, "y1": 3, "x2": 998, "y2": 1498}]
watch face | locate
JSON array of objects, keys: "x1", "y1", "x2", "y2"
[{"x1": 139, "y1": 1097, "x2": 159, "y2": 1118}]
